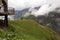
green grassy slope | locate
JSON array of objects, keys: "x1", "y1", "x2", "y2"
[{"x1": 0, "y1": 20, "x2": 58, "y2": 40}]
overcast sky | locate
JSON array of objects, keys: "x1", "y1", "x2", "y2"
[
  {"x1": 8, "y1": 0, "x2": 60, "y2": 16},
  {"x1": 8, "y1": 0, "x2": 46, "y2": 10},
  {"x1": 8, "y1": 0, "x2": 60, "y2": 10}
]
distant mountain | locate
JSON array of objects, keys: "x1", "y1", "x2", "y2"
[
  {"x1": 14, "y1": 6, "x2": 40, "y2": 20},
  {"x1": 34, "y1": 6, "x2": 41, "y2": 10},
  {"x1": 36, "y1": 11, "x2": 60, "y2": 34},
  {"x1": 14, "y1": 8, "x2": 29, "y2": 19}
]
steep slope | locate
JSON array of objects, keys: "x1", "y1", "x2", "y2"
[
  {"x1": 36, "y1": 11, "x2": 60, "y2": 34},
  {"x1": 0, "y1": 20, "x2": 58, "y2": 40}
]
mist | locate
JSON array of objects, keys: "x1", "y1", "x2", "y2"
[{"x1": 8, "y1": 0, "x2": 60, "y2": 20}]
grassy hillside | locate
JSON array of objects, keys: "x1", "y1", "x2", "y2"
[{"x1": 0, "y1": 20, "x2": 58, "y2": 40}]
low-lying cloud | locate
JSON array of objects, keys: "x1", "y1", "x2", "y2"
[
  {"x1": 32, "y1": 4, "x2": 58, "y2": 16},
  {"x1": 8, "y1": 0, "x2": 60, "y2": 20}
]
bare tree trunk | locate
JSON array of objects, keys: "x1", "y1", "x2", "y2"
[{"x1": 2, "y1": 0, "x2": 8, "y2": 26}]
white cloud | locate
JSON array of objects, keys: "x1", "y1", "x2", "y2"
[
  {"x1": 33, "y1": 0, "x2": 60, "y2": 16},
  {"x1": 33, "y1": 4, "x2": 57, "y2": 16},
  {"x1": 8, "y1": 0, "x2": 26, "y2": 10},
  {"x1": 46, "y1": 0, "x2": 60, "y2": 5},
  {"x1": 8, "y1": 0, "x2": 60, "y2": 10},
  {"x1": 8, "y1": 0, "x2": 60, "y2": 19},
  {"x1": 8, "y1": 0, "x2": 46, "y2": 10}
]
